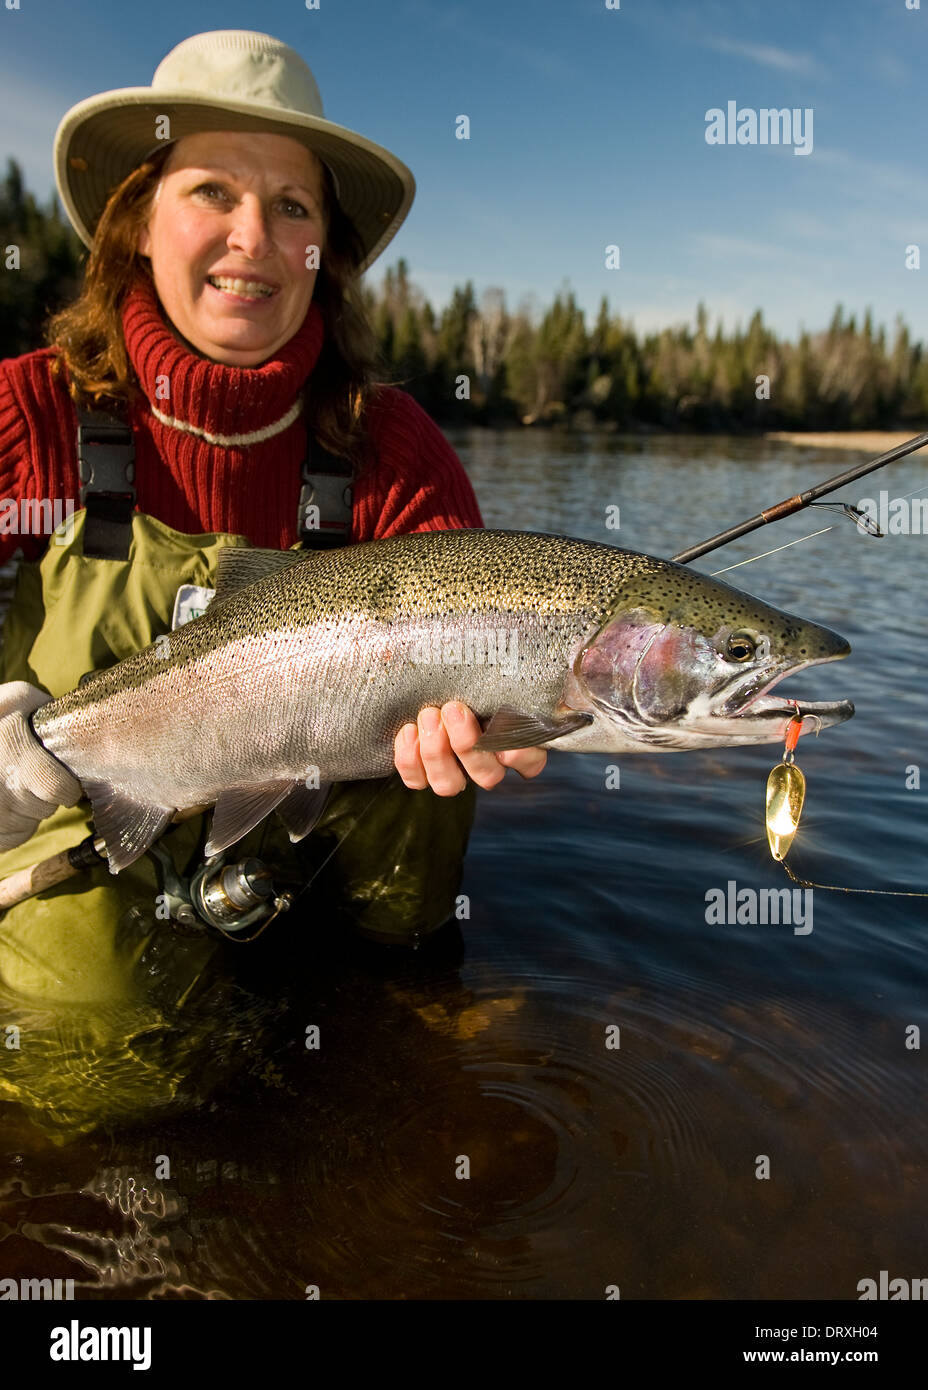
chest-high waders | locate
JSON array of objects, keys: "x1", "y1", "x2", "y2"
[{"x1": 0, "y1": 405, "x2": 475, "y2": 1139}]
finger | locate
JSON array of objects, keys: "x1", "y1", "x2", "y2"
[
  {"x1": 494, "y1": 747, "x2": 548, "y2": 780},
  {"x1": 1, "y1": 783, "x2": 58, "y2": 820},
  {"x1": 0, "y1": 683, "x2": 52, "y2": 720},
  {"x1": 0, "y1": 810, "x2": 41, "y2": 851},
  {"x1": 393, "y1": 721, "x2": 429, "y2": 789},
  {"x1": 416, "y1": 706, "x2": 467, "y2": 796},
  {"x1": 440, "y1": 702, "x2": 507, "y2": 790}
]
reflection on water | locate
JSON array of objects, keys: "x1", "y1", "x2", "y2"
[{"x1": 1, "y1": 433, "x2": 925, "y2": 1298}]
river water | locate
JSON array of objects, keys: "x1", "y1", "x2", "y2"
[{"x1": 1, "y1": 432, "x2": 925, "y2": 1300}]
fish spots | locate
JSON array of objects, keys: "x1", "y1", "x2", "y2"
[{"x1": 35, "y1": 530, "x2": 849, "y2": 753}]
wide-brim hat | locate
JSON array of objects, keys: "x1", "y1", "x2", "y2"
[{"x1": 53, "y1": 28, "x2": 416, "y2": 275}]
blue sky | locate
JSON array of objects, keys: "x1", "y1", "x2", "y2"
[{"x1": 2, "y1": 0, "x2": 925, "y2": 341}]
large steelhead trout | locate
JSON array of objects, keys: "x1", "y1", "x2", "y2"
[{"x1": 32, "y1": 530, "x2": 853, "y2": 872}]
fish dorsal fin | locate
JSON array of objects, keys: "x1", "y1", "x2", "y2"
[
  {"x1": 205, "y1": 780, "x2": 295, "y2": 856},
  {"x1": 473, "y1": 706, "x2": 594, "y2": 751},
  {"x1": 83, "y1": 780, "x2": 173, "y2": 874},
  {"x1": 213, "y1": 546, "x2": 309, "y2": 604}
]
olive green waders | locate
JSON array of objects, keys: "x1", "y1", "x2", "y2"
[{"x1": 0, "y1": 509, "x2": 475, "y2": 1137}]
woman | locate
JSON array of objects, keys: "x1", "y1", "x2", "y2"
[{"x1": 0, "y1": 30, "x2": 544, "y2": 1126}]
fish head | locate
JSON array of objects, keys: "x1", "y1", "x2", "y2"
[{"x1": 572, "y1": 558, "x2": 854, "y2": 750}]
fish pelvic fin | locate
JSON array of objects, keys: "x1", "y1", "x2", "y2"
[
  {"x1": 473, "y1": 705, "x2": 594, "y2": 751},
  {"x1": 84, "y1": 781, "x2": 173, "y2": 874},
  {"x1": 205, "y1": 781, "x2": 296, "y2": 857}
]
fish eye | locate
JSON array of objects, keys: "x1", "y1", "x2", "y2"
[{"x1": 726, "y1": 631, "x2": 757, "y2": 662}]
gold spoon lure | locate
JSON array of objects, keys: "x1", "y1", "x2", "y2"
[{"x1": 765, "y1": 706, "x2": 806, "y2": 862}]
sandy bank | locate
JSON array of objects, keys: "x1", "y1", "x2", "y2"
[{"x1": 766, "y1": 430, "x2": 928, "y2": 453}]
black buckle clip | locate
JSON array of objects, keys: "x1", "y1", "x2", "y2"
[{"x1": 77, "y1": 415, "x2": 136, "y2": 505}]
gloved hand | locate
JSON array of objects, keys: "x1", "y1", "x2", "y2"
[{"x1": 0, "y1": 681, "x2": 83, "y2": 851}]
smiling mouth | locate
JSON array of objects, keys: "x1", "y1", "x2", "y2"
[{"x1": 207, "y1": 275, "x2": 278, "y2": 301}]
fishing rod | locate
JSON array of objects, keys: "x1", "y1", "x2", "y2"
[{"x1": 671, "y1": 430, "x2": 928, "y2": 564}]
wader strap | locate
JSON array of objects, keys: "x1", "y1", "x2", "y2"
[
  {"x1": 297, "y1": 444, "x2": 353, "y2": 549},
  {"x1": 77, "y1": 408, "x2": 136, "y2": 560},
  {"x1": 75, "y1": 406, "x2": 355, "y2": 558}
]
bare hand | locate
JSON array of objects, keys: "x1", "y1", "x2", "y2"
[{"x1": 393, "y1": 702, "x2": 547, "y2": 794}]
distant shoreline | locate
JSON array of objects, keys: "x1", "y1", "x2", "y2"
[
  {"x1": 765, "y1": 430, "x2": 928, "y2": 452},
  {"x1": 464, "y1": 420, "x2": 928, "y2": 446}
]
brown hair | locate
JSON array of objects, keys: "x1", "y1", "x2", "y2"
[{"x1": 46, "y1": 139, "x2": 387, "y2": 468}]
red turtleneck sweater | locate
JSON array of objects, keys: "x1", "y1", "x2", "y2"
[{"x1": 0, "y1": 276, "x2": 482, "y2": 562}]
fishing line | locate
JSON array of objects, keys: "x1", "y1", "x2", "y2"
[
  {"x1": 777, "y1": 858, "x2": 928, "y2": 898},
  {"x1": 879, "y1": 482, "x2": 928, "y2": 505},
  {"x1": 290, "y1": 776, "x2": 398, "y2": 906},
  {"x1": 710, "y1": 526, "x2": 834, "y2": 575}
]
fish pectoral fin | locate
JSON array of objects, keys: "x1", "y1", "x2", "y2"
[
  {"x1": 83, "y1": 780, "x2": 173, "y2": 875},
  {"x1": 276, "y1": 781, "x2": 334, "y2": 842},
  {"x1": 205, "y1": 781, "x2": 294, "y2": 856},
  {"x1": 473, "y1": 706, "x2": 594, "y2": 751}
]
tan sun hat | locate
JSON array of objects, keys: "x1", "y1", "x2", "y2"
[{"x1": 53, "y1": 28, "x2": 416, "y2": 275}]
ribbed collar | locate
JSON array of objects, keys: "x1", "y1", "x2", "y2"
[{"x1": 120, "y1": 274, "x2": 325, "y2": 445}]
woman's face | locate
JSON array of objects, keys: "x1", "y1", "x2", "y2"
[{"x1": 137, "y1": 130, "x2": 327, "y2": 367}]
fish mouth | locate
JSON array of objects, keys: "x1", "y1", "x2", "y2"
[
  {"x1": 723, "y1": 657, "x2": 854, "y2": 733},
  {"x1": 734, "y1": 691, "x2": 855, "y2": 732}
]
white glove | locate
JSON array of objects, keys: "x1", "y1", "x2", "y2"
[{"x1": 0, "y1": 681, "x2": 83, "y2": 851}]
